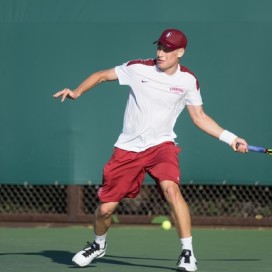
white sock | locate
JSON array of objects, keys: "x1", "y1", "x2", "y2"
[
  {"x1": 180, "y1": 236, "x2": 194, "y2": 255},
  {"x1": 94, "y1": 233, "x2": 107, "y2": 248}
]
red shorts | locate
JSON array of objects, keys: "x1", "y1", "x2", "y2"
[{"x1": 97, "y1": 141, "x2": 181, "y2": 202}]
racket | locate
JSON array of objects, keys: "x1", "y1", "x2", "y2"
[{"x1": 236, "y1": 143, "x2": 272, "y2": 155}]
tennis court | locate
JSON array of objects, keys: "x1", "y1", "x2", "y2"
[{"x1": 1, "y1": 225, "x2": 271, "y2": 272}]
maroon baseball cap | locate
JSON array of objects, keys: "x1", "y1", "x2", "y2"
[{"x1": 154, "y1": 29, "x2": 188, "y2": 50}]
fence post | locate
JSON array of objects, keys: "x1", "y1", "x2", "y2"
[{"x1": 67, "y1": 185, "x2": 83, "y2": 223}]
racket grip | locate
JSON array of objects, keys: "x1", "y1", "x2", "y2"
[
  {"x1": 247, "y1": 145, "x2": 266, "y2": 153},
  {"x1": 236, "y1": 143, "x2": 266, "y2": 153}
]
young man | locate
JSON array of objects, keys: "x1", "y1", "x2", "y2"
[{"x1": 53, "y1": 28, "x2": 248, "y2": 271}]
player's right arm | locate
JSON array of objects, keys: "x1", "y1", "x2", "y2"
[{"x1": 53, "y1": 68, "x2": 117, "y2": 102}]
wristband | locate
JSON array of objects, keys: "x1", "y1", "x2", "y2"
[{"x1": 219, "y1": 130, "x2": 237, "y2": 145}]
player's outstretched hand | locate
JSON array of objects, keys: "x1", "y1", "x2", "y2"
[
  {"x1": 232, "y1": 138, "x2": 248, "y2": 153},
  {"x1": 53, "y1": 88, "x2": 78, "y2": 102}
]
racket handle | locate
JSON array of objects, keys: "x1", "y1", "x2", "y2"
[
  {"x1": 247, "y1": 145, "x2": 267, "y2": 153},
  {"x1": 236, "y1": 143, "x2": 266, "y2": 153}
]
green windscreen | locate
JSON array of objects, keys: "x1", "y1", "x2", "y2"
[{"x1": 1, "y1": 0, "x2": 271, "y2": 185}]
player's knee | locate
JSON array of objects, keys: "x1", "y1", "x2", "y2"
[
  {"x1": 163, "y1": 183, "x2": 182, "y2": 203},
  {"x1": 166, "y1": 186, "x2": 178, "y2": 199},
  {"x1": 97, "y1": 203, "x2": 116, "y2": 219}
]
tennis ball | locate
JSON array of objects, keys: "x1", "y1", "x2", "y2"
[{"x1": 161, "y1": 220, "x2": 172, "y2": 230}]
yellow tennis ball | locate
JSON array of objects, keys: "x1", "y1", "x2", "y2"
[{"x1": 161, "y1": 220, "x2": 172, "y2": 230}]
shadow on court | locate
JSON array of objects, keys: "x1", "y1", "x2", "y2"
[
  {"x1": 0, "y1": 251, "x2": 74, "y2": 265},
  {"x1": 0, "y1": 251, "x2": 178, "y2": 270},
  {"x1": 96, "y1": 255, "x2": 177, "y2": 271},
  {"x1": 200, "y1": 258, "x2": 261, "y2": 262},
  {"x1": 0, "y1": 250, "x2": 263, "y2": 271}
]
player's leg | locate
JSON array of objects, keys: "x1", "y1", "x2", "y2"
[
  {"x1": 145, "y1": 142, "x2": 197, "y2": 271},
  {"x1": 94, "y1": 201, "x2": 119, "y2": 235},
  {"x1": 72, "y1": 147, "x2": 145, "y2": 267},
  {"x1": 72, "y1": 201, "x2": 119, "y2": 267},
  {"x1": 160, "y1": 180, "x2": 197, "y2": 272},
  {"x1": 160, "y1": 180, "x2": 191, "y2": 237}
]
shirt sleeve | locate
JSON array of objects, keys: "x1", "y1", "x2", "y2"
[
  {"x1": 185, "y1": 77, "x2": 203, "y2": 106},
  {"x1": 115, "y1": 62, "x2": 131, "y2": 86}
]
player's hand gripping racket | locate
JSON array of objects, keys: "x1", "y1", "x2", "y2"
[{"x1": 236, "y1": 143, "x2": 272, "y2": 156}]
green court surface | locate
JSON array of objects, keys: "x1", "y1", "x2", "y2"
[{"x1": 0, "y1": 226, "x2": 271, "y2": 272}]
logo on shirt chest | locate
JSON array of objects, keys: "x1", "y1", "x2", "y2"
[{"x1": 169, "y1": 87, "x2": 185, "y2": 94}]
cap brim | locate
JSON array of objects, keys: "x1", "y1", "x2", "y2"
[{"x1": 153, "y1": 40, "x2": 178, "y2": 51}]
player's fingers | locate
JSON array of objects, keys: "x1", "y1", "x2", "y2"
[
  {"x1": 53, "y1": 89, "x2": 68, "y2": 98},
  {"x1": 235, "y1": 142, "x2": 248, "y2": 153},
  {"x1": 52, "y1": 90, "x2": 63, "y2": 98},
  {"x1": 53, "y1": 88, "x2": 74, "y2": 102},
  {"x1": 65, "y1": 90, "x2": 76, "y2": 101},
  {"x1": 232, "y1": 141, "x2": 240, "y2": 151},
  {"x1": 61, "y1": 89, "x2": 70, "y2": 102}
]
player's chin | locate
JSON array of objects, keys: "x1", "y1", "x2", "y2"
[{"x1": 156, "y1": 62, "x2": 167, "y2": 71}]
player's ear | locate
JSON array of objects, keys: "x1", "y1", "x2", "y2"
[{"x1": 177, "y1": 48, "x2": 185, "y2": 58}]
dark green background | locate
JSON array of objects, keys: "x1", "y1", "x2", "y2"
[{"x1": 1, "y1": 0, "x2": 272, "y2": 185}]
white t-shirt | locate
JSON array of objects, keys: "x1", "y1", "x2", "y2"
[{"x1": 114, "y1": 59, "x2": 203, "y2": 152}]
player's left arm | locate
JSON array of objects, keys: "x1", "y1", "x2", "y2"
[{"x1": 186, "y1": 104, "x2": 247, "y2": 152}]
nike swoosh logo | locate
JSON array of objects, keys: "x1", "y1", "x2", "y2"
[{"x1": 141, "y1": 80, "x2": 148, "y2": 83}]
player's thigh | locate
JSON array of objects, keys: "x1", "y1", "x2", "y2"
[
  {"x1": 147, "y1": 142, "x2": 181, "y2": 183},
  {"x1": 99, "y1": 148, "x2": 145, "y2": 202}
]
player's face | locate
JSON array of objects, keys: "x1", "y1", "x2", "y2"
[{"x1": 156, "y1": 44, "x2": 184, "y2": 75}]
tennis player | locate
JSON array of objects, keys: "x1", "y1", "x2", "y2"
[{"x1": 53, "y1": 28, "x2": 248, "y2": 271}]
